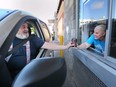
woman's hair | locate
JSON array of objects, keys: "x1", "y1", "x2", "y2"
[{"x1": 96, "y1": 24, "x2": 106, "y2": 32}]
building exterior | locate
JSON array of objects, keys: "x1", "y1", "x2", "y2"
[{"x1": 56, "y1": 0, "x2": 116, "y2": 87}]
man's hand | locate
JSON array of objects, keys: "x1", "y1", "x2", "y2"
[{"x1": 67, "y1": 41, "x2": 75, "y2": 48}]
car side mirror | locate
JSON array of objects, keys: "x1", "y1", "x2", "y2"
[{"x1": 12, "y1": 57, "x2": 66, "y2": 87}]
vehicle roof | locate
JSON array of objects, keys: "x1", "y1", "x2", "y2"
[{"x1": 0, "y1": 9, "x2": 16, "y2": 21}]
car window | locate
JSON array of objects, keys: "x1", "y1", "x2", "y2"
[
  {"x1": 39, "y1": 20, "x2": 51, "y2": 42},
  {"x1": 7, "y1": 20, "x2": 47, "y2": 58},
  {"x1": 27, "y1": 22, "x2": 41, "y2": 37}
]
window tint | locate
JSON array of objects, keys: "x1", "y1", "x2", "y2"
[{"x1": 109, "y1": 0, "x2": 116, "y2": 58}]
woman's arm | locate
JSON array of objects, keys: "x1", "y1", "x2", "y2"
[
  {"x1": 77, "y1": 34, "x2": 94, "y2": 49},
  {"x1": 77, "y1": 42, "x2": 91, "y2": 49}
]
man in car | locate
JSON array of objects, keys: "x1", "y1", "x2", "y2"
[{"x1": 5, "y1": 22, "x2": 74, "y2": 79}]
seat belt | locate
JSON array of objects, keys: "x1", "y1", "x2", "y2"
[{"x1": 6, "y1": 36, "x2": 32, "y2": 59}]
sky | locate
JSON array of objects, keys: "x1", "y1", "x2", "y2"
[
  {"x1": 0, "y1": 0, "x2": 59, "y2": 24},
  {"x1": 80, "y1": 0, "x2": 108, "y2": 20}
]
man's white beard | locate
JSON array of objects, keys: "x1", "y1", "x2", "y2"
[{"x1": 16, "y1": 33, "x2": 29, "y2": 39}]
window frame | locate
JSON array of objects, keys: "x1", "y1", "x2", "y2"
[
  {"x1": 105, "y1": 0, "x2": 116, "y2": 63},
  {"x1": 77, "y1": 0, "x2": 116, "y2": 68}
]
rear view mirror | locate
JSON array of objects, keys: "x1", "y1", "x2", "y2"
[{"x1": 12, "y1": 57, "x2": 66, "y2": 87}]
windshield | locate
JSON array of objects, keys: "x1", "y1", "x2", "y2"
[{"x1": 0, "y1": 9, "x2": 15, "y2": 21}]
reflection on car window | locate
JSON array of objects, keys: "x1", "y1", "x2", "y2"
[{"x1": 0, "y1": 9, "x2": 14, "y2": 21}]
